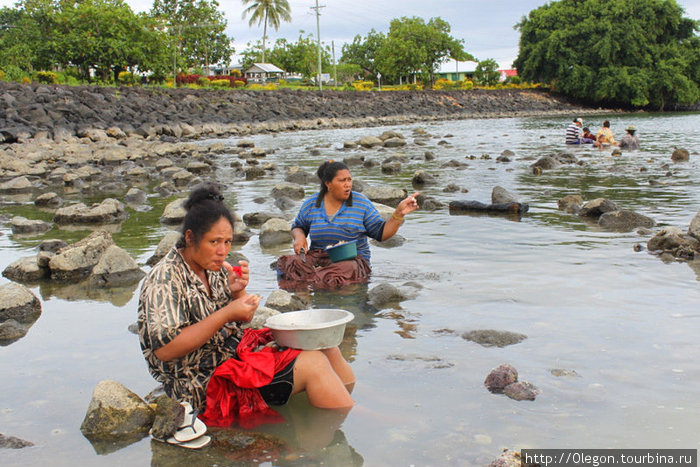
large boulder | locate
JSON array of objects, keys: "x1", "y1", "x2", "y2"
[
  {"x1": 10, "y1": 216, "x2": 52, "y2": 235},
  {"x1": 34, "y1": 192, "x2": 63, "y2": 207},
  {"x1": 598, "y1": 210, "x2": 655, "y2": 231},
  {"x1": 49, "y1": 230, "x2": 115, "y2": 281},
  {"x1": 259, "y1": 218, "x2": 292, "y2": 248},
  {"x1": 80, "y1": 380, "x2": 154, "y2": 441},
  {"x1": 491, "y1": 186, "x2": 519, "y2": 204},
  {"x1": 671, "y1": 148, "x2": 689, "y2": 162},
  {"x1": 146, "y1": 231, "x2": 181, "y2": 266},
  {"x1": 531, "y1": 156, "x2": 561, "y2": 170},
  {"x1": 688, "y1": 209, "x2": 700, "y2": 241},
  {"x1": 358, "y1": 135, "x2": 383, "y2": 148},
  {"x1": 2, "y1": 256, "x2": 47, "y2": 282},
  {"x1": 265, "y1": 289, "x2": 309, "y2": 312},
  {"x1": 89, "y1": 245, "x2": 145, "y2": 287},
  {"x1": 0, "y1": 282, "x2": 41, "y2": 343},
  {"x1": 53, "y1": 198, "x2": 127, "y2": 224},
  {"x1": 284, "y1": 166, "x2": 316, "y2": 185},
  {"x1": 578, "y1": 198, "x2": 618, "y2": 218},
  {"x1": 160, "y1": 198, "x2": 186, "y2": 225},
  {"x1": 271, "y1": 182, "x2": 305, "y2": 200},
  {"x1": 0, "y1": 176, "x2": 33, "y2": 194},
  {"x1": 363, "y1": 185, "x2": 407, "y2": 208},
  {"x1": 647, "y1": 227, "x2": 700, "y2": 254}
]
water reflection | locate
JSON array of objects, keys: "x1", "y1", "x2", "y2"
[{"x1": 38, "y1": 278, "x2": 140, "y2": 306}]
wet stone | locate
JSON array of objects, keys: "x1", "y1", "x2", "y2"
[{"x1": 461, "y1": 329, "x2": 527, "y2": 347}]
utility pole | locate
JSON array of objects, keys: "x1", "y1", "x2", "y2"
[
  {"x1": 310, "y1": 0, "x2": 325, "y2": 91},
  {"x1": 332, "y1": 40, "x2": 337, "y2": 88}
]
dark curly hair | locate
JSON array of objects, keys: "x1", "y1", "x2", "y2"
[
  {"x1": 315, "y1": 160, "x2": 353, "y2": 207},
  {"x1": 176, "y1": 183, "x2": 235, "y2": 248}
]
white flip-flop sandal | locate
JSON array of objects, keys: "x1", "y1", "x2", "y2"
[
  {"x1": 167, "y1": 401, "x2": 207, "y2": 444},
  {"x1": 176, "y1": 434, "x2": 211, "y2": 449}
]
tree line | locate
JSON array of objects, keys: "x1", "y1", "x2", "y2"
[{"x1": 0, "y1": 0, "x2": 698, "y2": 109}]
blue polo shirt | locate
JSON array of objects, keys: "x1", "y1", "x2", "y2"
[{"x1": 292, "y1": 191, "x2": 386, "y2": 263}]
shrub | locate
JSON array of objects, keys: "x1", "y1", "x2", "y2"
[
  {"x1": 196, "y1": 76, "x2": 209, "y2": 87},
  {"x1": 176, "y1": 74, "x2": 202, "y2": 85},
  {"x1": 0, "y1": 70, "x2": 4, "y2": 81},
  {"x1": 351, "y1": 80, "x2": 373, "y2": 91},
  {"x1": 459, "y1": 79, "x2": 474, "y2": 90},
  {"x1": 232, "y1": 80, "x2": 246, "y2": 88},
  {"x1": 263, "y1": 83, "x2": 277, "y2": 91},
  {"x1": 117, "y1": 71, "x2": 134, "y2": 85},
  {"x1": 210, "y1": 79, "x2": 231, "y2": 88},
  {"x1": 206, "y1": 75, "x2": 247, "y2": 86},
  {"x1": 229, "y1": 69, "x2": 242, "y2": 77},
  {"x1": 248, "y1": 83, "x2": 264, "y2": 90},
  {"x1": 36, "y1": 71, "x2": 58, "y2": 84},
  {"x1": 22, "y1": 76, "x2": 31, "y2": 84}
]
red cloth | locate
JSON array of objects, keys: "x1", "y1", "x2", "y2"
[
  {"x1": 200, "y1": 328, "x2": 301, "y2": 428},
  {"x1": 277, "y1": 249, "x2": 371, "y2": 289}
]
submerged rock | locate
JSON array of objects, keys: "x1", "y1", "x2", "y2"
[
  {"x1": 0, "y1": 433, "x2": 34, "y2": 449},
  {"x1": 503, "y1": 381, "x2": 540, "y2": 401},
  {"x1": 598, "y1": 210, "x2": 655, "y2": 231},
  {"x1": 462, "y1": 329, "x2": 527, "y2": 348},
  {"x1": 484, "y1": 364, "x2": 518, "y2": 393}
]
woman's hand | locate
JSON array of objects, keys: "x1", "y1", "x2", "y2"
[
  {"x1": 224, "y1": 260, "x2": 249, "y2": 296},
  {"x1": 226, "y1": 293, "x2": 261, "y2": 323},
  {"x1": 394, "y1": 192, "x2": 420, "y2": 218},
  {"x1": 291, "y1": 228, "x2": 308, "y2": 255}
]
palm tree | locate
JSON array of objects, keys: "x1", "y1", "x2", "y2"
[{"x1": 241, "y1": 0, "x2": 292, "y2": 63}]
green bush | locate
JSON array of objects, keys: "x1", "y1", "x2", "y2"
[
  {"x1": 232, "y1": 80, "x2": 246, "y2": 88},
  {"x1": 117, "y1": 71, "x2": 134, "y2": 85},
  {"x1": 196, "y1": 76, "x2": 209, "y2": 87},
  {"x1": 210, "y1": 79, "x2": 230, "y2": 88},
  {"x1": 2, "y1": 65, "x2": 28, "y2": 82},
  {"x1": 0, "y1": 70, "x2": 4, "y2": 81},
  {"x1": 35, "y1": 71, "x2": 57, "y2": 84}
]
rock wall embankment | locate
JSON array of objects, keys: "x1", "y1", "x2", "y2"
[{"x1": 0, "y1": 82, "x2": 586, "y2": 143}]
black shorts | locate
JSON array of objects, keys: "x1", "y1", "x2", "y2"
[{"x1": 258, "y1": 359, "x2": 296, "y2": 406}]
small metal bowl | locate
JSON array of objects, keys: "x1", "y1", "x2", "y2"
[{"x1": 265, "y1": 309, "x2": 354, "y2": 350}]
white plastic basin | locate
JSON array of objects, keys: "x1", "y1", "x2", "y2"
[{"x1": 265, "y1": 309, "x2": 354, "y2": 350}]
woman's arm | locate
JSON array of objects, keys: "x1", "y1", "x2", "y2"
[
  {"x1": 153, "y1": 293, "x2": 260, "y2": 362},
  {"x1": 291, "y1": 227, "x2": 308, "y2": 254},
  {"x1": 381, "y1": 192, "x2": 419, "y2": 241}
]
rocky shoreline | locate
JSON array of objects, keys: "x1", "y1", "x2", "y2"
[{"x1": 0, "y1": 82, "x2": 590, "y2": 144}]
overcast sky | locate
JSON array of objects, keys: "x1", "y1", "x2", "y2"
[{"x1": 1, "y1": 0, "x2": 699, "y2": 68}]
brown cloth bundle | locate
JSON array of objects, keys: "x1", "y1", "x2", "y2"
[{"x1": 277, "y1": 249, "x2": 371, "y2": 289}]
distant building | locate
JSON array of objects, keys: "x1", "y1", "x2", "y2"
[
  {"x1": 498, "y1": 69, "x2": 518, "y2": 82},
  {"x1": 208, "y1": 63, "x2": 244, "y2": 76},
  {"x1": 245, "y1": 63, "x2": 285, "y2": 83},
  {"x1": 435, "y1": 59, "x2": 478, "y2": 81}
]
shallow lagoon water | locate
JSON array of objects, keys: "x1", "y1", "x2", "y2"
[{"x1": 1, "y1": 112, "x2": 700, "y2": 466}]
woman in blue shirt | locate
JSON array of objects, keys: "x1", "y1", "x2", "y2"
[{"x1": 278, "y1": 161, "x2": 418, "y2": 288}]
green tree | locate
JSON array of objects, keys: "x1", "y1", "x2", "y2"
[
  {"x1": 241, "y1": 32, "x2": 331, "y2": 79},
  {"x1": 374, "y1": 17, "x2": 471, "y2": 86},
  {"x1": 151, "y1": 0, "x2": 233, "y2": 76},
  {"x1": 53, "y1": 0, "x2": 157, "y2": 82},
  {"x1": 514, "y1": 0, "x2": 700, "y2": 109},
  {"x1": 340, "y1": 29, "x2": 386, "y2": 79},
  {"x1": 0, "y1": 0, "x2": 59, "y2": 73},
  {"x1": 474, "y1": 58, "x2": 500, "y2": 86},
  {"x1": 241, "y1": 0, "x2": 291, "y2": 64}
]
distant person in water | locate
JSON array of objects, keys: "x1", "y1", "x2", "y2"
[
  {"x1": 595, "y1": 120, "x2": 617, "y2": 147},
  {"x1": 619, "y1": 125, "x2": 640, "y2": 149},
  {"x1": 565, "y1": 117, "x2": 584, "y2": 144},
  {"x1": 581, "y1": 127, "x2": 597, "y2": 144}
]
